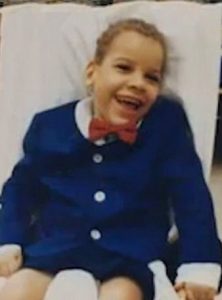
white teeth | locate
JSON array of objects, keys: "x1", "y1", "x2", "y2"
[{"x1": 116, "y1": 96, "x2": 143, "y2": 110}]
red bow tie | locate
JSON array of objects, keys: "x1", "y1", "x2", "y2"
[{"x1": 89, "y1": 118, "x2": 137, "y2": 145}]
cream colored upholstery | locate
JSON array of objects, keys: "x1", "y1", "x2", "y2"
[{"x1": 0, "y1": 2, "x2": 221, "y2": 299}]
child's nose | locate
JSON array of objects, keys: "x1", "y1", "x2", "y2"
[{"x1": 128, "y1": 73, "x2": 146, "y2": 91}]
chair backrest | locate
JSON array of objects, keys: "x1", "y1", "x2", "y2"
[{"x1": 0, "y1": 1, "x2": 221, "y2": 190}]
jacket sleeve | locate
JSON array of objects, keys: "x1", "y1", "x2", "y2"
[
  {"x1": 0, "y1": 114, "x2": 46, "y2": 246},
  {"x1": 160, "y1": 102, "x2": 221, "y2": 265}
]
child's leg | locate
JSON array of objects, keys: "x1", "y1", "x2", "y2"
[
  {"x1": 0, "y1": 268, "x2": 52, "y2": 300},
  {"x1": 44, "y1": 269, "x2": 98, "y2": 300},
  {"x1": 99, "y1": 277, "x2": 143, "y2": 300}
]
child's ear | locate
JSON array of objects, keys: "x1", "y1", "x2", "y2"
[{"x1": 85, "y1": 60, "x2": 96, "y2": 89}]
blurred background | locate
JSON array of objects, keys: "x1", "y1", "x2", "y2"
[{"x1": 0, "y1": 0, "x2": 221, "y2": 8}]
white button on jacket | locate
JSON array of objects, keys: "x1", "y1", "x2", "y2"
[
  {"x1": 90, "y1": 229, "x2": 102, "y2": 240},
  {"x1": 93, "y1": 154, "x2": 103, "y2": 163},
  {"x1": 94, "y1": 191, "x2": 106, "y2": 202}
]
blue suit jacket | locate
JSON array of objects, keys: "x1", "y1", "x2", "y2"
[{"x1": 0, "y1": 96, "x2": 220, "y2": 267}]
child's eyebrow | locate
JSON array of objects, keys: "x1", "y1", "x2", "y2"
[
  {"x1": 113, "y1": 57, "x2": 162, "y2": 75},
  {"x1": 113, "y1": 57, "x2": 133, "y2": 63}
]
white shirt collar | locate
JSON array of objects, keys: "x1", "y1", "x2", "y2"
[{"x1": 75, "y1": 97, "x2": 105, "y2": 145}]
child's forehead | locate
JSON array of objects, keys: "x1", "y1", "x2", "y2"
[
  {"x1": 102, "y1": 35, "x2": 163, "y2": 72},
  {"x1": 108, "y1": 29, "x2": 155, "y2": 44},
  {"x1": 106, "y1": 31, "x2": 163, "y2": 56}
]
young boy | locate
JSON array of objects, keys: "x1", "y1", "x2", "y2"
[{"x1": 0, "y1": 19, "x2": 220, "y2": 300}]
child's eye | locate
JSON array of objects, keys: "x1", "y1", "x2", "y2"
[
  {"x1": 145, "y1": 74, "x2": 161, "y2": 84},
  {"x1": 115, "y1": 64, "x2": 131, "y2": 72}
]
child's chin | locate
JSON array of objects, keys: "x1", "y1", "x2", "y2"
[{"x1": 109, "y1": 115, "x2": 138, "y2": 125}]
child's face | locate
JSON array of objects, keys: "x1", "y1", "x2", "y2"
[{"x1": 86, "y1": 30, "x2": 164, "y2": 125}]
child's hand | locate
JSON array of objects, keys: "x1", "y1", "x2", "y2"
[
  {"x1": 0, "y1": 245, "x2": 23, "y2": 277},
  {"x1": 175, "y1": 285, "x2": 187, "y2": 300},
  {"x1": 175, "y1": 282, "x2": 217, "y2": 300}
]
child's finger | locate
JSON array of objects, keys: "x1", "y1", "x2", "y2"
[
  {"x1": 8, "y1": 260, "x2": 20, "y2": 275},
  {"x1": 185, "y1": 288, "x2": 195, "y2": 300},
  {"x1": 0, "y1": 263, "x2": 10, "y2": 277},
  {"x1": 175, "y1": 282, "x2": 186, "y2": 292},
  {"x1": 177, "y1": 289, "x2": 187, "y2": 300}
]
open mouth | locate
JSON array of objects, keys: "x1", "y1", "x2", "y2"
[{"x1": 116, "y1": 96, "x2": 143, "y2": 111}]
